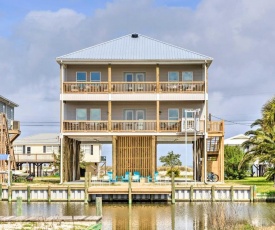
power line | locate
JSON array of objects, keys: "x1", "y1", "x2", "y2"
[{"x1": 211, "y1": 114, "x2": 251, "y2": 126}]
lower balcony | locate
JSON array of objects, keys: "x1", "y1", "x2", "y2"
[{"x1": 63, "y1": 120, "x2": 223, "y2": 134}]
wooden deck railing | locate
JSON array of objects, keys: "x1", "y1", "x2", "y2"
[
  {"x1": 14, "y1": 154, "x2": 55, "y2": 163},
  {"x1": 63, "y1": 120, "x2": 224, "y2": 133},
  {"x1": 63, "y1": 81, "x2": 205, "y2": 94},
  {"x1": 207, "y1": 121, "x2": 224, "y2": 133}
]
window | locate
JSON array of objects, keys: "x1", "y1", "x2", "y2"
[
  {"x1": 23, "y1": 145, "x2": 25, "y2": 154},
  {"x1": 43, "y1": 146, "x2": 46, "y2": 153},
  {"x1": 90, "y1": 109, "x2": 101, "y2": 120},
  {"x1": 46, "y1": 146, "x2": 53, "y2": 153},
  {"x1": 15, "y1": 146, "x2": 23, "y2": 154},
  {"x1": 76, "y1": 72, "x2": 87, "y2": 82},
  {"x1": 125, "y1": 73, "x2": 133, "y2": 82},
  {"x1": 90, "y1": 72, "x2": 101, "y2": 82},
  {"x1": 182, "y1": 72, "x2": 193, "y2": 81},
  {"x1": 27, "y1": 147, "x2": 31, "y2": 154},
  {"x1": 76, "y1": 108, "x2": 87, "y2": 120},
  {"x1": 168, "y1": 109, "x2": 179, "y2": 121},
  {"x1": 136, "y1": 73, "x2": 145, "y2": 82},
  {"x1": 124, "y1": 110, "x2": 134, "y2": 120},
  {"x1": 124, "y1": 73, "x2": 145, "y2": 82},
  {"x1": 81, "y1": 145, "x2": 93, "y2": 155},
  {"x1": 168, "y1": 72, "x2": 179, "y2": 82},
  {"x1": 91, "y1": 145, "x2": 94, "y2": 155},
  {"x1": 182, "y1": 109, "x2": 194, "y2": 118}
]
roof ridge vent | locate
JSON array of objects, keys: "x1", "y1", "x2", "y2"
[{"x1": 131, "y1": 33, "x2": 138, "y2": 38}]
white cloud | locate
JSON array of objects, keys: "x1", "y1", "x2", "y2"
[{"x1": 1, "y1": 0, "x2": 275, "y2": 137}]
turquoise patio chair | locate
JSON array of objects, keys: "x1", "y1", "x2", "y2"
[{"x1": 122, "y1": 171, "x2": 129, "y2": 182}]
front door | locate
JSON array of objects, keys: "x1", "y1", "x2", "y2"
[{"x1": 136, "y1": 110, "x2": 145, "y2": 130}]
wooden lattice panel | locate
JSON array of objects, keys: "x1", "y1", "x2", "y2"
[{"x1": 115, "y1": 136, "x2": 156, "y2": 177}]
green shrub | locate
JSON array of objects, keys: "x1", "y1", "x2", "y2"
[{"x1": 166, "y1": 168, "x2": 180, "y2": 177}]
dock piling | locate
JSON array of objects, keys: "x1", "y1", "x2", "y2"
[
  {"x1": 96, "y1": 197, "x2": 102, "y2": 216},
  {"x1": 0, "y1": 184, "x2": 2, "y2": 201},
  {"x1": 48, "y1": 186, "x2": 51, "y2": 202},
  {"x1": 84, "y1": 172, "x2": 88, "y2": 204},
  {"x1": 16, "y1": 197, "x2": 22, "y2": 216},
  {"x1": 8, "y1": 186, "x2": 12, "y2": 202},
  {"x1": 27, "y1": 186, "x2": 31, "y2": 203},
  {"x1": 171, "y1": 172, "x2": 175, "y2": 204},
  {"x1": 128, "y1": 172, "x2": 132, "y2": 205},
  {"x1": 190, "y1": 185, "x2": 194, "y2": 202},
  {"x1": 211, "y1": 186, "x2": 215, "y2": 202}
]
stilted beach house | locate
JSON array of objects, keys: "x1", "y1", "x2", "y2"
[{"x1": 56, "y1": 33, "x2": 224, "y2": 182}]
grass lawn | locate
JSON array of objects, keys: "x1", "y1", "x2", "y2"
[{"x1": 225, "y1": 177, "x2": 275, "y2": 194}]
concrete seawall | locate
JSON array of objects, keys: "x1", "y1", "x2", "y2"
[{"x1": 0, "y1": 184, "x2": 265, "y2": 202}]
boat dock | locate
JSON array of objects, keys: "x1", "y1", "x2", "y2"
[{"x1": 0, "y1": 183, "x2": 256, "y2": 203}]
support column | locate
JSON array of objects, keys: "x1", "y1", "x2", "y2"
[
  {"x1": 108, "y1": 64, "x2": 111, "y2": 93},
  {"x1": 108, "y1": 101, "x2": 112, "y2": 132},
  {"x1": 156, "y1": 64, "x2": 160, "y2": 92},
  {"x1": 112, "y1": 136, "x2": 117, "y2": 179},
  {"x1": 60, "y1": 135, "x2": 63, "y2": 184},
  {"x1": 220, "y1": 133, "x2": 224, "y2": 182},
  {"x1": 151, "y1": 136, "x2": 156, "y2": 181},
  {"x1": 156, "y1": 101, "x2": 160, "y2": 132}
]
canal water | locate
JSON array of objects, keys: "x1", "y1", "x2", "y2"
[{"x1": 0, "y1": 202, "x2": 274, "y2": 229}]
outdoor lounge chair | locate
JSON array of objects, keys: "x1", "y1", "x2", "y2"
[{"x1": 122, "y1": 172, "x2": 129, "y2": 182}]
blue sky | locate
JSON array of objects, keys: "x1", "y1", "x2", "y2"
[{"x1": 1, "y1": 0, "x2": 275, "y2": 166}]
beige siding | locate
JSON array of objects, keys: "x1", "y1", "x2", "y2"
[
  {"x1": 111, "y1": 65, "x2": 156, "y2": 81},
  {"x1": 159, "y1": 64, "x2": 203, "y2": 81},
  {"x1": 65, "y1": 64, "x2": 204, "y2": 82},
  {"x1": 111, "y1": 101, "x2": 156, "y2": 120},
  {"x1": 159, "y1": 101, "x2": 204, "y2": 120},
  {"x1": 65, "y1": 102, "x2": 108, "y2": 120},
  {"x1": 66, "y1": 65, "x2": 108, "y2": 81},
  {"x1": 65, "y1": 101, "x2": 204, "y2": 120}
]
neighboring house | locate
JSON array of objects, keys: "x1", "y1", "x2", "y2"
[
  {"x1": 0, "y1": 96, "x2": 20, "y2": 178},
  {"x1": 56, "y1": 33, "x2": 224, "y2": 182},
  {"x1": 224, "y1": 134, "x2": 249, "y2": 146},
  {"x1": 224, "y1": 134, "x2": 265, "y2": 176},
  {"x1": 13, "y1": 133, "x2": 59, "y2": 176},
  {"x1": 13, "y1": 133, "x2": 102, "y2": 176}
]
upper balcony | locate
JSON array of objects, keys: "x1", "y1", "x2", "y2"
[{"x1": 63, "y1": 81, "x2": 205, "y2": 94}]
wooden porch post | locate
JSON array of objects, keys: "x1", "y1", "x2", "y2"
[
  {"x1": 156, "y1": 64, "x2": 160, "y2": 93},
  {"x1": 220, "y1": 122, "x2": 225, "y2": 182},
  {"x1": 108, "y1": 64, "x2": 111, "y2": 93},
  {"x1": 151, "y1": 136, "x2": 156, "y2": 182},
  {"x1": 112, "y1": 136, "x2": 117, "y2": 180},
  {"x1": 108, "y1": 101, "x2": 112, "y2": 131},
  {"x1": 156, "y1": 101, "x2": 160, "y2": 132}
]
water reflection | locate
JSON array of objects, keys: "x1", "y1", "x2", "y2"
[{"x1": 0, "y1": 202, "x2": 274, "y2": 229}]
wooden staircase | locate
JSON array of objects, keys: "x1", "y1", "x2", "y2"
[
  {"x1": 0, "y1": 113, "x2": 19, "y2": 182},
  {"x1": 207, "y1": 136, "x2": 220, "y2": 153}
]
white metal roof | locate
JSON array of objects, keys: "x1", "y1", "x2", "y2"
[
  {"x1": 0, "y1": 95, "x2": 18, "y2": 107},
  {"x1": 14, "y1": 133, "x2": 60, "y2": 145},
  {"x1": 224, "y1": 134, "x2": 249, "y2": 146},
  {"x1": 56, "y1": 34, "x2": 213, "y2": 64}
]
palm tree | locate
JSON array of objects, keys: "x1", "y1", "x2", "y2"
[{"x1": 240, "y1": 96, "x2": 275, "y2": 183}]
